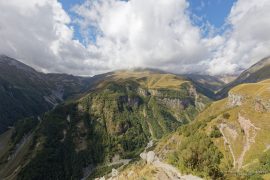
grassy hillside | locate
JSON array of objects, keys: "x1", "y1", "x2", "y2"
[
  {"x1": 0, "y1": 70, "x2": 210, "y2": 180},
  {"x1": 217, "y1": 57, "x2": 270, "y2": 99},
  {"x1": 135, "y1": 79, "x2": 270, "y2": 179}
]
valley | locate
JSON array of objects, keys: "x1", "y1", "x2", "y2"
[{"x1": 0, "y1": 56, "x2": 270, "y2": 179}]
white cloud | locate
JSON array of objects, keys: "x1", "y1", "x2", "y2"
[
  {"x1": 73, "y1": 0, "x2": 209, "y2": 73},
  {"x1": 207, "y1": 0, "x2": 270, "y2": 75},
  {"x1": 0, "y1": 0, "x2": 95, "y2": 74},
  {"x1": 0, "y1": 0, "x2": 270, "y2": 76}
]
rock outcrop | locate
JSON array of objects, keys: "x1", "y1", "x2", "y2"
[
  {"x1": 228, "y1": 92, "x2": 243, "y2": 107},
  {"x1": 140, "y1": 151, "x2": 157, "y2": 164}
]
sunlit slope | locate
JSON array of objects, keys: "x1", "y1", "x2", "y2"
[
  {"x1": 143, "y1": 79, "x2": 270, "y2": 179},
  {"x1": 217, "y1": 57, "x2": 270, "y2": 99},
  {"x1": 110, "y1": 70, "x2": 187, "y2": 90}
]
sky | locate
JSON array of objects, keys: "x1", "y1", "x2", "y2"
[{"x1": 0, "y1": 0, "x2": 270, "y2": 76}]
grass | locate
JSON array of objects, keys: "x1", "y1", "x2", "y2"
[
  {"x1": 0, "y1": 134, "x2": 33, "y2": 180},
  {"x1": 203, "y1": 79, "x2": 270, "y2": 172},
  {"x1": 230, "y1": 80, "x2": 270, "y2": 99},
  {"x1": 147, "y1": 78, "x2": 270, "y2": 177},
  {"x1": 111, "y1": 70, "x2": 187, "y2": 90}
]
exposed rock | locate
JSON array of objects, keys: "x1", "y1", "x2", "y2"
[
  {"x1": 95, "y1": 177, "x2": 105, "y2": 180},
  {"x1": 140, "y1": 152, "x2": 147, "y2": 160},
  {"x1": 140, "y1": 151, "x2": 157, "y2": 164},
  {"x1": 237, "y1": 114, "x2": 260, "y2": 169},
  {"x1": 112, "y1": 154, "x2": 120, "y2": 163},
  {"x1": 146, "y1": 151, "x2": 156, "y2": 164},
  {"x1": 218, "y1": 124, "x2": 237, "y2": 168},
  {"x1": 60, "y1": 129, "x2": 67, "y2": 142},
  {"x1": 118, "y1": 95, "x2": 141, "y2": 110},
  {"x1": 228, "y1": 92, "x2": 243, "y2": 107},
  {"x1": 137, "y1": 87, "x2": 149, "y2": 97},
  {"x1": 159, "y1": 98, "x2": 187, "y2": 110},
  {"x1": 189, "y1": 85, "x2": 198, "y2": 99},
  {"x1": 67, "y1": 115, "x2": 71, "y2": 123},
  {"x1": 219, "y1": 123, "x2": 238, "y2": 140},
  {"x1": 219, "y1": 114, "x2": 261, "y2": 170},
  {"x1": 111, "y1": 168, "x2": 118, "y2": 177},
  {"x1": 255, "y1": 98, "x2": 270, "y2": 112},
  {"x1": 146, "y1": 140, "x2": 154, "y2": 150},
  {"x1": 148, "y1": 89, "x2": 162, "y2": 96}
]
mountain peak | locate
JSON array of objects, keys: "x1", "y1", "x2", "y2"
[{"x1": 0, "y1": 55, "x2": 37, "y2": 74}]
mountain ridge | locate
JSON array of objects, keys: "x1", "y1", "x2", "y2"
[
  {"x1": 0, "y1": 63, "x2": 211, "y2": 180},
  {"x1": 0, "y1": 55, "x2": 94, "y2": 133},
  {"x1": 216, "y1": 56, "x2": 270, "y2": 99}
]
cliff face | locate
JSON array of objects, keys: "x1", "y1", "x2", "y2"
[
  {"x1": 227, "y1": 92, "x2": 243, "y2": 107},
  {"x1": 78, "y1": 78, "x2": 206, "y2": 138}
]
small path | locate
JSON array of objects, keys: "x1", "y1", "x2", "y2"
[
  {"x1": 219, "y1": 123, "x2": 237, "y2": 168},
  {"x1": 153, "y1": 159, "x2": 202, "y2": 180},
  {"x1": 218, "y1": 114, "x2": 260, "y2": 170}
]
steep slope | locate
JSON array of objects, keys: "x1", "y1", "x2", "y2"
[
  {"x1": 0, "y1": 70, "x2": 210, "y2": 180},
  {"x1": 217, "y1": 56, "x2": 270, "y2": 99},
  {"x1": 140, "y1": 79, "x2": 270, "y2": 179},
  {"x1": 185, "y1": 74, "x2": 226, "y2": 92},
  {"x1": 0, "y1": 55, "x2": 93, "y2": 133}
]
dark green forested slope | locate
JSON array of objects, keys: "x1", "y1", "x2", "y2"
[
  {"x1": 0, "y1": 70, "x2": 210, "y2": 180},
  {"x1": 0, "y1": 55, "x2": 94, "y2": 133}
]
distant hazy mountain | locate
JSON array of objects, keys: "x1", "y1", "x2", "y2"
[
  {"x1": 216, "y1": 56, "x2": 270, "y2": 99},
  {"x1": 0, "y1": 55, "x2": 92, "y2": 133},
  {"x1": 185, "y1": 74, "x2": 225, "y2": 92}
]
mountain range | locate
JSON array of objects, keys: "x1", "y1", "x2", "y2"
[{"x1": 0, "y1": 55, "x2": 270, "y2": 179}]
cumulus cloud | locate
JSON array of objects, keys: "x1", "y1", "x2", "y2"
[
  {"x1": 0, "y1": 0, "x2": 270, "y2": 75},
  {"x1": 73, "y1": 0, "x2": 210, "y2": 73},
  {"x1": 0, "y1": 0, "x2": 94, "y2": 74},
  {"x1": 207, "y1": 0, "x2": 270, "y2": 75}
]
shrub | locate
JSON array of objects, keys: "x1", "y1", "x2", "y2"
[
  {"x1": 210, "y1": 125, "x2": 222, "y2": 138},
  {"x1": 223, "y1": 113, "x2": 230, "y2": 119}
]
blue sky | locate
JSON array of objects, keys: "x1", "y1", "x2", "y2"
[
  {"x1": 60, "y1": 0, "x2": 236, "y2": 42},
  {"x1": 2, "y1": 0, "x2": 269, "y2": 75},
  {"x1": 188, "y1": 0, "x2": 236, "y2": 28},
  {"x1": 59, "y1": 0, "x2": 85, "y2": 43}
]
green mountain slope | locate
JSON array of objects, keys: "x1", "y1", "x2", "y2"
[
  {"x1": 0, "y1": 55, "x2": 93, "y2": 133},
  {"x1": 0, "y1": 70, "x2": 210, "y2": 180},
  {"x1": 140, "y1": 79, "x2": 270, "y2": 179},
  {"x1": 216, "y1": 56, "x2": 270, "y2": 99}
]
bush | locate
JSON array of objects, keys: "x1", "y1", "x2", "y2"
[
  {"x1": 223, "y1": 113, "x2": 230, "y2": 119},
  {"x1": 170, "y1": 120, "x2": 224, "y2": 179},
  {"x1": 210, "y1": 125, "x2": 222, "y2": 138}
]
